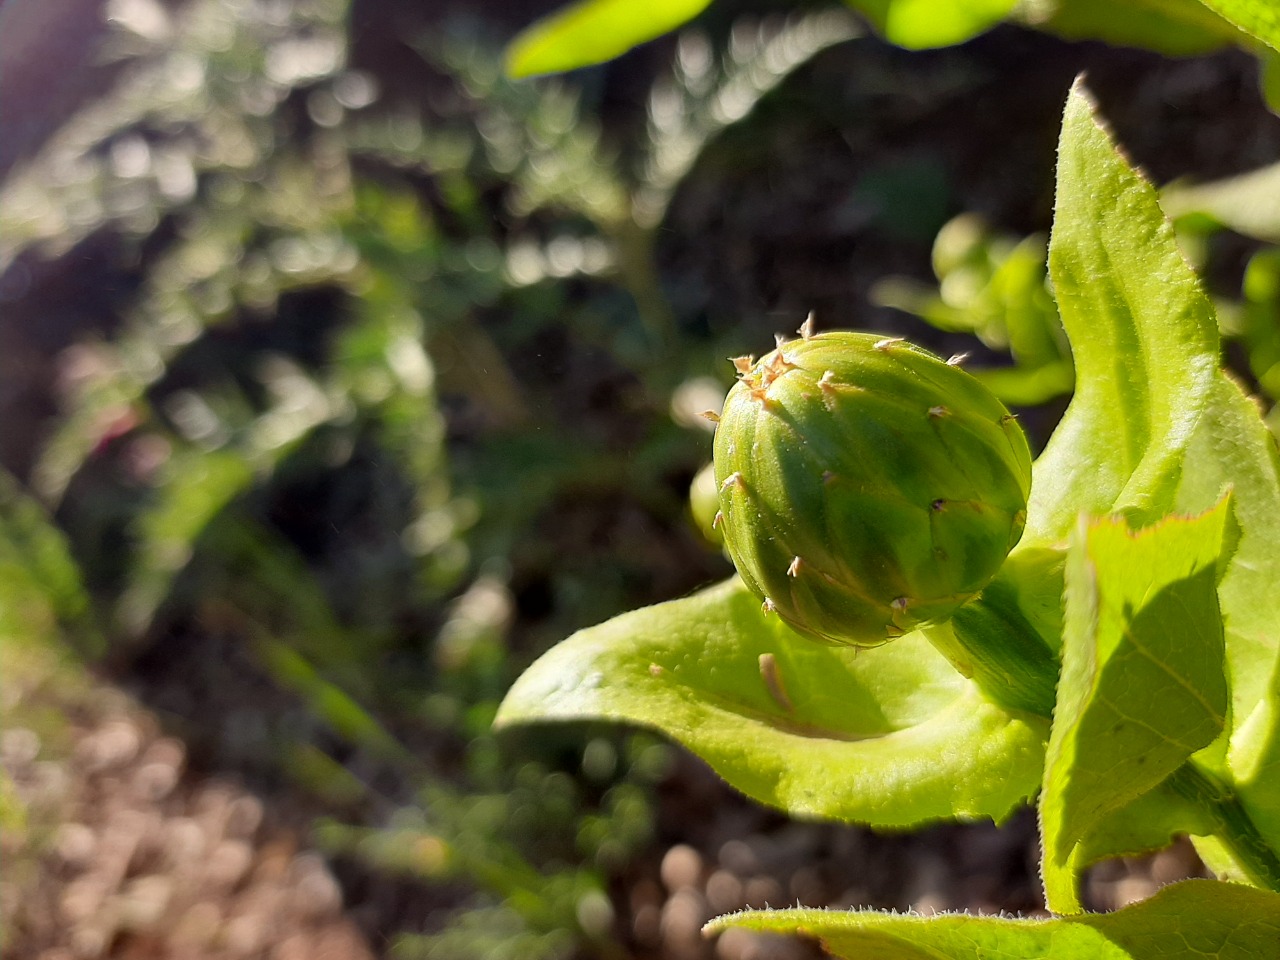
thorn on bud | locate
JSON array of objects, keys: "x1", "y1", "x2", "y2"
[
  {"x1": 931, "y1": 499, "x2": 947, "y2": 512},
  {"x1": 721, "y1": 471, "x2": 744, "y2": 491},
  {"x1": 946, "y1": 352, "x2": 970, "y2": 366},
  {"x1": 798, "y1": 312, "x2": 816, "y2": 339},
  {"x1": 732, "y1": 355, "x2": 755, "y2": 377},
  {"x1": 700, "y1": 410, "x2": 721, "y2": 423},
  {"x1": 873, "y1": 337, "x2": 904, "y2": 351},
  {"x1": 928, "y1": 405, "x2": 950, "y2": 418},
  {"x1": 1000, "y1": 414, "x2": 1020, "y2": 425},
  {"x1": 818, "y1": 370, "x2": 837, "y2": 392},
  {"x1": 889, "y1": 598, "x2": 912, "y2": 636},
  {"x1": 649, "y1": 663, "x2": 665, "y2": 677},
  {"x1": 786, "y1": 556, "x2": 802, "y2": 577},
  {"x1": 761, "y1": 597, "x2": 777, "y2": 614},
  {"x1": 711, "y1": 510, "x2": 723, "y2": 529},
  {"x1": 759, "y1": 653, "x2": 794, "y2": 712}
]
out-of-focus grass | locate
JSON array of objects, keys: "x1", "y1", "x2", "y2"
[{"x1": 0, "y1": 0, "x2": 867, "y2": 953}]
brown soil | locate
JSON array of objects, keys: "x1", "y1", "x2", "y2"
[{"x1": 2, "y1": 661, "x2": 376, "y2": 960}]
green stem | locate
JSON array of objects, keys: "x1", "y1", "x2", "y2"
[
  {"x1": 925, "y1": 547, "x2": 1067, "y2": 717},
  {"x1": 932, "y1": 550, "x2": 1280, "y2": 889},
  {"x1": 925, "y1": 594, "x2": 1060, "y2": 717},
  {"x1": 1169, "y1": 762, "x2": 1280, "y2": 893}
]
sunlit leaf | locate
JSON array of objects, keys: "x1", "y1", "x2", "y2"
[
  {"x1": 845, "y1": 0, "x2": 1018, "y2": 48},
  {"x1": 497, "y1": 578, "x2": 1046, "y2": 826},
  {"x1": 1194, "y1": 0, "x2": 1280, "y2": 52},
  {"x1": 707, "y1": 880, "x2": 1280, "y2": 959},
  {"x1": 1023, "y1": 80, "x2": 1220, "y2": 546},
  {"x1": 1015, "y1": 0, "x2": 1245, "y2": 56},
  {"x1": 1162, "y1": 161, "x2": 1280, "y2": 243},
  {"x1": 1175, "y1": 377, "x2": 1280, "y2": 856},
  {"x1": 1041, "y1": 501, "x2": 1232, "y2": 912},
  {"x1": 505, "y1": 0, "x2": 714, "y2": 78}
]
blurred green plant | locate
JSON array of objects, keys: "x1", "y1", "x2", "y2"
[
  {"x1": 503, "y1": 0, "x2": 1280, "y2": 114},
  {"x1": 1163, "y1": 162, "x2": 1280, "y2": 434},
  {"x1": 869, "y1": 166, "x2": 1280, "y2": 420},
  {"x1": 872, "y1": 213, "x2": 1073, "y2": 407},
  {"x1": 0, "y1": 0, "x2": 865, "y2": 953}
]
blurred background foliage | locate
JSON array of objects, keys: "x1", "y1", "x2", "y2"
[
  {"x1": 1, "y1": 0, "x2": 1279, "y2": 956},
  {"x1": 0, "y1": 0, "x2": 857, "y2": 954}
]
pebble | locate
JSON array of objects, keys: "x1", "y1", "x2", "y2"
[
  {"x1": 6, "y1": 680, "x2": 376, "y2": 959},
  {"x1": 117, "y1": 873, "x2": 173, "y2": 928},
  {"x1": 632, "y1": 902, "x2": 662, "y2": 946},
  {"x1": 54, "y1": 823, "x2": 96, "y2": 867},
  {"x1": 718, "y1": 838, "x2": 759, "y2": 875},
  {"x1": 1, "y1": 727, "x2": 40, "y2": 766},
  {"x1": 207, "y1": 839, "x2": 255, "y2": 889},
  {"x1": 742, "y1": 875, "x2": 783, "y2": 909},
  {"x1": 787, "y1": 865, "x2": 824, "y2": 905},
  {"x1": 76, "y1": 719, "x2": 140, "y2": 772},
  {"x1": 661, "y1": 843, "x2": 704, "y2": 891},
  {"x1": 705, "y1": 868, "x2": 744, "y2": 913}
]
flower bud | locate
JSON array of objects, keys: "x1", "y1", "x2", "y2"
[{"x1": 713, "y1": 330, "x2": 1031, "y2": 646}]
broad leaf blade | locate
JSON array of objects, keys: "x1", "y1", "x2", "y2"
[
  {"x1": 845, "y1": 0, "x2": 1017, "y2": 49},
  {"x1": 1014, "y1": 0, "x2": 1245, "y2": 57},
  {"x1": 1175, "y1": 377, "x2": 1280, "y2": 853},
  {"x1": 505, "y1": 0, "x2": 713, "y2": 78},
  {"x1": 1023, "y1": 80, "x2": 1220, "y2": 548},
  {"x1": 1041, "y1": 502, "x2": 1231, "y2": 913},
  {"x1": 707, "y1": 880, "x2": 1280, "y2": 959},
  {"x1": 716, "y1": 909, "x2": 1123, "y2": 959},
  {"x1": 1072, "y1": 776, "x2": 1219, "y2": 867},
  {"x1": 1195, "y1": 0, "x2": 1280, "y2": 53},
  {"x1": 497, "y1": 578, "x2": 1046, "y2": 826}
]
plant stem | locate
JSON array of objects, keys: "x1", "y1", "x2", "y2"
[
  {"x1": 925, "y1": 548, "x2": 1067, "y2": 717},
  {"x1": 925, "y1": 597, "x2": 1060, "y2": 717},
  {"x1": 1169, "y1": 762, "x2": 1280, "y2": 893}
]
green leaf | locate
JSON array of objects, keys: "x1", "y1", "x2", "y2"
[
  {"x1": 844, "y1": 0, "x2": 1018, "y2": 48},
  {"x1": 1194, "y1": 0, "x2": 1280, "y2": 53},
  {"x1": 1262, "y1": 52, "x2": 1280, "y2": 114},
  {"x1": 1041, "y1": 501, "x2": 1232, "y2": 912},
  {"x1": 1014, "y1": 0, "x2": 1245, "y2": 56},
  {"x1": 1023, "y1": 80, "x2": 1220, "y2": 549},
  {"x1": 1032, "y1": 81, "x2": 1280, "y2": 881},
  {"x1": 1162, "y1": 161, "x2": 1280, "y2": 243},
  {"x1": 707, "y1": 880, "x2": 1280, "y2": 959},
  {"x1": 1175, "y1": 377, "x2": 1280, "y2": 854},
  {"x1": 115, "y1": 448, "x2": 255, "y2": 639},
  {"x1": 1071, "y1": 775, "x2": 1220, "y2": 867},
  {"x1": 0, "y1": 468, "x2": 97, "y2": 655},
  {"x1": 504, "y1": 0, "x2": 714, "y2": 78},
  {"x1": 1233, "y1": 657, "x2": 1280, "y2": 855},
  {"x1": 496, "y1": 578, "x2": 1046, "y2": 826}
]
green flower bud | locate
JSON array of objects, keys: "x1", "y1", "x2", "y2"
[
  {"x1": 689, "y1": 461, "x2": 725, "y2": 547},
  {"x1": 713, "y1": 329, "x2": 1032, "y2": 646}
]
